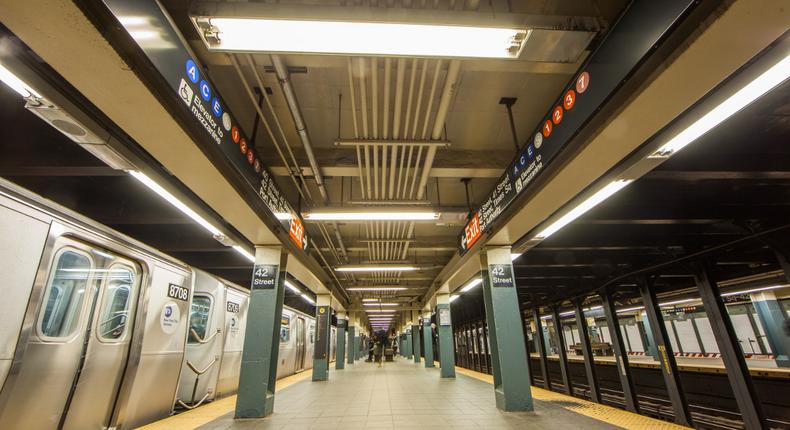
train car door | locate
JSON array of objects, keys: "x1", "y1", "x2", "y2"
[
  {"x1": 294, "y1": 317, "x2": 306, "y2": 372},
  {"x1": 0, "y1": 236, "x2": 141, "y2": 430},
  {"x1": 215, "y1": 287, "x2": 248, "y2": 397},
  {"x1": 176, "y1": 270, "x2": 224, "y2": 407}
]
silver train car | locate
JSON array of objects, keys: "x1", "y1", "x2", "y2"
[{"x1": 0, "y1": 178, "x2": 335, "y2": 429}]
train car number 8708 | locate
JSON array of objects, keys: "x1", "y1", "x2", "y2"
[{"x1": 168, "y1": 283, "x2": 189, "y2": 301}]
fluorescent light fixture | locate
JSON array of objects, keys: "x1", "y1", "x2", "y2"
[
  {"x1": 336, "y1": 265, "x2": 418, "y2": 272},
  {"x1": 284, "y1": 280, "x2": 301, "y2": 294},
  {"x1": 511, "y1": 253, "x2": 522, "y2": 261},
  {"x1": 301, "y1": 294, "x2": 316, "y2": 305},
  {"x1": 460, "y1": 278, "x2": 482, "y2": 293},
  {"x1": 651, "y1": 53, "x2": 790, "y2": 158},
  {"x1": 721, "y1": 284, "x2": 787, "y2": 297},
  {"x1": 362, "y1": 298, "x2": 378, "y2": 302},
  {"x1": 346, "y1": 287, "x2": 407, "y2": 291},
  {"x1": 449, "y1": 294, "x2": 459, "y2": 303},
  {"x1": 127, "y1": 30, "x2": 160, "y2": 41},
  {"x1": 535, "y1": 180, "x2": 632, "y2": 239},
  {"x1": 616, "y1": 306, "x2": 645, "y2": 314},
  {"x1": 659, "y1": 298, "x2": 695, "y2": 308},
  {"x1": 363, "y1": 303, "x2": 398, "y2": 306},
  {"x1": 304, "y1": 211, "x2": 439, "y2": 221},
  {"x1": 232, "y1": 245, "x2": 256, "y2": 263},
  {"x1": 197, "y1": 18, "x2": 529, "y2": 59},
  {"x1": 0, "y1": 62, "x2": 42, "y2": 98},
  {"x1": 367, "y1": 309, "x2": 396, "y2": 313},
  {"x1": 117, "y1": 16, "x2": 149, "y2": 26},
  {"x1": 130, "y1": 171, "x2": 222, "y2": 236}
]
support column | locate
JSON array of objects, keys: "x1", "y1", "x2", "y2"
[
  {"x1": 480, "y1": 247, "x2": 533, "y2": 412},
  {"x1": 551, "y1": 306, "x2": 573, "y2": 395},
  {"x1": 751, "y1": 290, "x2": 790, "y2": 367},
  {"x1": 354, "y1": 317, "x2": 361, "y2": 361},
  {"x1": 574, "y1": 300, "x2": 601, "y2": 403},
  {"x1": 693, "y1": 263, "x2": 767, "y2": 429},
  {"x1": 335, "y1": 312, "x2": 347, "y2": 370},
  {"x1": 312, "y1": 295, "x2": 332, "y2": 381},
  {"x1": 405, "y1": 323, "x2": 413, "y2": 359},
  {"x1": 641, "y1": 313, "x2": 659, "y2": 359},
  {"x1": 600, "y1": 290, "x2": 639, "y2": 413},
  {"x1": 235, "y1": 246, "x2": 287, "y2": 418},
  {"x1": 639, "y1": 276, "x2": 693, "y2": 427},
  {"x1": 532, "y1": 308, "x2": 551, "y2": 390},
  {"x1": 423, "y1": 311, "x2": 435, "y2": 367},
  {"x1": 413, "y1": 312, "x2": 422, "y2": 364},
  {"x1": 436, "y1": 290, "x2": 456, "y2": 378},
  {"x1": 347, "y1": 313, "x2": 356, "y2": 365}
]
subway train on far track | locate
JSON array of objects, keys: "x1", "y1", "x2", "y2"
[{"x1": 0, "y1": 178, "x2": 336, "y2": 429}]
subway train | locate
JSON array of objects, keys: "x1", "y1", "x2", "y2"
[{"x1": 0, "y1": 178, "x2": 335, "y2": 430}]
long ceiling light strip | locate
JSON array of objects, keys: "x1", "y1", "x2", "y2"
[
  {"x1": 196, "y1": 18, "x2": 529, "y2": 59},
  {"x1": 651, "y1": 53, "x2": 790, "y2": 158},
  {"x1": 346, "y1": 287, "x2": 408, "y2": 291},
  {"x1": 336, "y1": 265, "x2": 418, "y2": 272},
  {"x1": 0, "y1": 63, "x2": 42, "y2": 98},
  {"x1": 304, "y1": 211, "x2": 439, "y2": 221},
  {"x1": 130, "y1": 171, "x2": 222, "y2": 236},
  {"x1": 535, "y1": 179, "x2": 632, "y2": 240}
]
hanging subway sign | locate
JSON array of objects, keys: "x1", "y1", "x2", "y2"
[
  {"x1": 458, "y1": 0, "x2": 697, "y2": 254},
  {"x1": 102, "y1": 0, "x2": 307, "y2": 251}
]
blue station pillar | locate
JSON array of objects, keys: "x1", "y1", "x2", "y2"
[
  {"x1": 335, "y1": 312, "x2": 347, "y2": 370},
  {"x1": 423, "y1": 310, "x2": 435, "y2": 367},
  {"x1": 436, "y1": 287, "x2": 456, "y2": 378},
  {"x1": 235, "y1": 246, "x2": 288, "y2": 418},
  {"x1": 311, "y1": 294, "x2": 333, "y2": 381},
  {"x1": 751, "y1": 290, "x2": 790, "y2": 367},
  {"x1": 480, "y1": 246, "x2": 534, "y2": 412}
]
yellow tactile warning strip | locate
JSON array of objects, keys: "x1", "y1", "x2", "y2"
[
  {"x1": 454, "y1": 366, "x2": 689, "y2": 430},
  {"x1": 135, "y1": 370, "x2": 312, "y2": 430}
]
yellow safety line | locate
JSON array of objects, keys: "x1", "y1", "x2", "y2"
[
  {"x1": 135, "y1": 371, "x2": 312, "y2": 430},
  {"x1": 454, "y1": 366, "x2": 690, "y2": 430}
]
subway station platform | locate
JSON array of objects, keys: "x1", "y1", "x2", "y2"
[{"x1": 143, "y1": 359, "x2": 683, "y2": 430}]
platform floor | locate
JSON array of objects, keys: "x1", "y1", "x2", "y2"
[{"x1": 143, "y1": 358, "x2": 686, "y2": 430}]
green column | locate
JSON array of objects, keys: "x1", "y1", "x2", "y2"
[
  {"x1": 413, "y1": 322, "x2": 422, "y2": 363},
  {"x1": 312, "y1": 296, "x2": 332, "y2": 381},
  {"x1": 235, "y1": 247, "x2": 288, "y2": 418},
  {"x1": 480, "y1": 247, "x2": 534, "y2": 412},
  {"x1": 354, "y1": 333, "x2": 361, "y2": 361},
  {"x1": 347, "y1": 324, "x2": 356, "y2": 365},
  {"x1": 437, "y1": 297, "x2": 456, "y2": 378},
  {"x1": 423, "y1": 316, "x2": 435, "y2": 367},
  {"x1": 336, "y1": 315, "x2": 346, "y2": 370},
  {"x1": 405, "y1": 327, "x2": 413, "y2": 358},
  {"x1": 751, "y1": 291, "x2": 790, "y2": 367}
]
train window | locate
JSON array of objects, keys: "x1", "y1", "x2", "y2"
[
  {"x1": 188, "y1": 295, "x2": 212, "y2": 343},
  {"x1": 39, "y1": 249, "x2": 92, "y2": 339},
  {"x1": 97, "y1": 264, "x2": 137, "y2": 341},
  {"x1": 280, "y1": 316, "x2": 291, "y2": 343}
]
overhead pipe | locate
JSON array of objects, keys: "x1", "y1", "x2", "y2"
[
  {"x1": 271, "y1": 55, "x2": 348, "y2": 260},
  {"x1": 402, "y1": 59, "x2": 459, "y2": 259},
  {"x1": 228, "y1": 55, "x2": 307, "y2": 202}
]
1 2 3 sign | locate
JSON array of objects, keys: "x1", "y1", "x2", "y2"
[{"x1": 251, "y1": 264, "x2": 278, "y2": 290}]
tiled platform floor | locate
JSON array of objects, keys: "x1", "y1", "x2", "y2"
[{"x1": 191, "y1": 358, "x2": 630, "y2": 430}]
